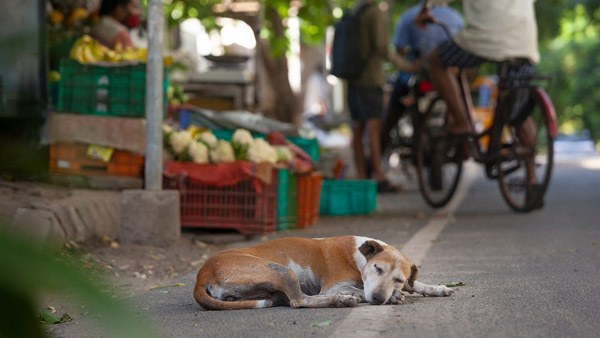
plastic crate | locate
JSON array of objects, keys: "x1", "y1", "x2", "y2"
[
  {"x1": 211, "y1": 130, "x2": 318, "y2": 161},
  {"x1": 57, "y1": 59, "x2": 169, "y2": 117},
  {"x1": 276, "y1": 169, "x2": 297, "y2": 231},
  {"x1": 49, "y1": 142, "x2": 144, "y2": 178},
  {"x1": 163, "y1": 169, "x2": 277, "y2": 235},
  {"x1": 287, "y1": 136, "x2": 319, "y2": 162},
  {"x1": 297, "y1": 172, "x2": 323, "y2": 229},
  {"x1": 319, "y1": 180, "x2": 377, "y2": 216}
]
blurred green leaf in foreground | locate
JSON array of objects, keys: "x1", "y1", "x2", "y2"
[{"x1": 0, "y1": 220, "x2": 158, "y2": 338}]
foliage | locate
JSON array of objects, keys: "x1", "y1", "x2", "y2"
[
  {"x1": 536, "y1": 2, "x2": 600, "y2": 141},
  {"x1": 0, "y1": 222, "x2": 158, "y2": 338}
]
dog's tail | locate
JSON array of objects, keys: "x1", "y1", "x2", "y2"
[{"x1": 193, "y1": 282, "x2": 271, "y2": 311}]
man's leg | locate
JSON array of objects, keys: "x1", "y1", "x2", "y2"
[
  {"x1": 352, "y1": 120, "x2": 367, "y2": 179},
  {"x1": 427, "y1": 49, "x2": 471, "y2": 134},
  {"x1": 367, "y1": 118, "x2": 385, "y2": 182}
]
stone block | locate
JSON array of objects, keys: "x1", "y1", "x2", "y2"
[{"x1": 119, "y1": 190, "x2": 180, "y2": 246}]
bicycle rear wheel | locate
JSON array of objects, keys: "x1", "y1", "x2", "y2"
[
  {"x1": 497, "y1": 87, "x2": 555, "y2": 212},
  {"x1": 415, "y1": 101, "x2": 464, "y2": 208}
]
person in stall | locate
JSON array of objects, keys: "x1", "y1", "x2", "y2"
[{"x1": 90, "y1": 0, "x2": 142, "y2": 49}]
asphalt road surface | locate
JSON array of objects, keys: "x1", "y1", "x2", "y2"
[{"x1": 50, "y1": 155, "x2": 600, "y2": 338}]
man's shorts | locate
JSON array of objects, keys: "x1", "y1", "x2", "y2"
[
  {"x1": 437, "y1": 40, "x2": 486, "y2": 68},
  {"x1": 347, "y1": 84, "x2": 383, "y2": 122}
]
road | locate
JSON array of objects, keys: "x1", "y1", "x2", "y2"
[{"x1": 50, "y1": 156, "x2": 600, "y2": 338}]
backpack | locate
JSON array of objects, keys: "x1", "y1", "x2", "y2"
[{"x1": 330, "y1": 3, "x2": 373, "y2": 80}]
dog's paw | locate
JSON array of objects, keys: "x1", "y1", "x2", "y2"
[
  {"x1": 438, "y1": 285, "x2": 454, "y2": 296},
  {"x1": 387, "y1": 289, "x2": 405, "y2": 304},
  {"x1": 423, "y1": 285, "x2": 454, "y2": 297},
  {"x1": 333, "y1": 294, "x2": 360, "y2": 308}
]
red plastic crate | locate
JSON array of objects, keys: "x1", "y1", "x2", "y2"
[
  {"x1": 163, "y1": 170, "x2": 277, "y2": 235},
  {"x1": 297, "y1": 172, "x2": 323, "y2": 229}
]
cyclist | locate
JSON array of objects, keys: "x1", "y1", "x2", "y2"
[
  {"x1": 381, "y1": 2, "x2": 464, "y2": 152},
  {"x1": 418, "y1": 0, "x2": 543, "y2": 207}
]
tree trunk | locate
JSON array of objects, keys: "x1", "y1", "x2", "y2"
[{"x1": 255, "y1": 6, "x2": 300, "y2": 124}]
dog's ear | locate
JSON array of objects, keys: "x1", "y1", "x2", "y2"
[
  {"x1": 359, "y1": 240, "x2": 384, "y2": 260},
  {"x1": 408, "y1": 264, "x2": 418, "y2": 287}
]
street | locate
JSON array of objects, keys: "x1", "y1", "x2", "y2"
[{"x1": 49, "y1": 156, "x2": 600, "y2": 338}]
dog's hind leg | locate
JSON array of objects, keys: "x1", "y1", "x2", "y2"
[{"x1": 195, "y1": 254, "x2": 358, "y2": 310}]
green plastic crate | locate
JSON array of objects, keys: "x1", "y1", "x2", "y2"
[
  {"x1": 287, "y1": 136, "x2": 319, "y2": 162},
  {"x1": 212, "y1": 130, "x2": 318, "y2": 161},
  {"x1": 57, "y1": 59, "x2": 169, "y2": 117},
  {"x1": 276, "y1": 168, "x2": 297, "y2": 231},
  {"x1": 319, "y1": 179, "x2": 377, "y2": 216}
]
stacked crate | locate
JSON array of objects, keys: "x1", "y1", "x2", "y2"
[{"x1": 49, "y1": 59, "x2": 168, "y2": 181}]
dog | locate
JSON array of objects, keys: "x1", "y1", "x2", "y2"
[{"x1": 194, "y1": 236, "x2": 454, "y2": 310}]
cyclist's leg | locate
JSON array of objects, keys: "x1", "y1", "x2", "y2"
[
  {"x1": 518, "y1": 117, "x2": 538, "y2": 184},
  {"x1": 427, "y1": 40, "x2": 485, "y2": 135}
]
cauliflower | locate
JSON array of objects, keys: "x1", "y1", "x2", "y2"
[
  {"x1": 169, "y1": 130, "x2": 193, "y2": 155},
  {"x1": 209, "y1": 140, "x2": 235, "y2": 163},
  {"x1": 232, "y1": 129, "x2": 255, "y2": 146},
  {"x1": 197, "y1": 131, "x2": 218, "y2": 149},
  {"x1": 274, "y1": 146, "x2": 294, "y2": 163},
  {"x1": 162, "y1": 123, "x2": 174, "y2": 134},
  {"x1": 187, "y1": 141, "x2": 209, "y2": 164},
  {"x1": 247, "y1": 138, "x2": 278, "y2": 164}
]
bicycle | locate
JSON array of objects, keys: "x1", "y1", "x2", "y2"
[
  {"x1": 381, "y1": 74, "x2": 436, "y2": 178},
  {"x1": 414, "y1": 30, "x2": 557, "y2": 212}
]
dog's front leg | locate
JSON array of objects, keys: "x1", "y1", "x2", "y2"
[
  {"x1": 403, "y1": 281, "x2": 453, "y2": 297},
  {"x1": 387, "y1": 289, "x2": 405, "y2": 304},
  {"x1": 323, "y1": 284, "x2": 366, "y2": 302}
]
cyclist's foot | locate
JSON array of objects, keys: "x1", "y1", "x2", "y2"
[
  {"x1": 525, "y1": 183, "x2": 545, "y2": 210},
  {"x1": 377, "y1": 180, "x2": 402, "y2": 194}
]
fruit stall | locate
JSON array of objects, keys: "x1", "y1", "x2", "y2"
[{"x1": 2, "y1": 0, "x2": 379, "y2": 236}]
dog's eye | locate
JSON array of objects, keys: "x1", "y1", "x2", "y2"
[
  {"x1": 374, "y1": 265, "x2": 383, "y2": 274},
  {"x1": 394, "y1": 278, "x2": 404, "y2": 284}
]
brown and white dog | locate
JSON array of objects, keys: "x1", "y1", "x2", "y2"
[{"x1": 194, "y1": 236, "x2": 453, "y2": 310}]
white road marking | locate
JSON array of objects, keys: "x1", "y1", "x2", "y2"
[{"x1": 331, "y1": 162, "x2": 478, "y2": 338}]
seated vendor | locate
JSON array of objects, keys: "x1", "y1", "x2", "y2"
[{"x1": 91, "y1": 0, "x2": 141, "y2": 49}]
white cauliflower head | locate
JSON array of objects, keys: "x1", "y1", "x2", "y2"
[
  {"x1": 209, "y1": 140, "x2": 235, "y2": 163},
  {"x1": 274, "y1": 146, "x2": 294, "y2": 163},
  {"x1": 162, "y1": 123, "x2": 174, "y2": 134},
  {"x1": 169, "y1": 130, "x2": 193, "y2": 155},
  {"x1": 197, "y1": 131, "x2": 218, "y2": 149},
  {"x1": 187, "y1": 141, "x2": 209, "y2": 164},
  {"x1": 247, "y1": 138, "x2": 278, "y2": 164},
  {"x1": 232, "y1": 129, "x2": 255, "y2": 146}
]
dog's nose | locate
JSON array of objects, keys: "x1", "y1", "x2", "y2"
[{"x1": 371, "y1": 292, "x2": 386, "y2": 305}]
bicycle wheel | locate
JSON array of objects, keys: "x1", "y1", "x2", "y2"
[
  {"x1": 497, "y1": 87, "x2": 555, "y2": 212},
  {"x1": 415, "y1": 100, "x2": 464, "y2": 208}
]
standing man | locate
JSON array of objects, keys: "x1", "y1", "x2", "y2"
[
  {"x1": 381, "y1": 2, "x2": 463, "y2": 151},
  {"x1": 347, "y1": 0, "x2": 416, "y2": 193}
]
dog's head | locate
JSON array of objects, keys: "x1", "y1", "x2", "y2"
[{"x1": 358, "y1": 240, "x2": 418, "y2": 305}]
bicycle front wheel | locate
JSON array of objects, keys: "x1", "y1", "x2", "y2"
[
  {"x1": 415, "y1": 102, "x2": 464, "y2": 208},
  {"x1": 497, "y1": 87, "x2": 556, "y2": 212}
]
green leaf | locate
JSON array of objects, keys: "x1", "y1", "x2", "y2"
[
  {"x1": 40, "y1": 310, "x2": 60, "y2": 325},
  {"x1": 310, "y1": 320, "x2": 332, "y2": 327},
  {"x1": 442, "y1": 282, "x2": 466, "y2": 287}
]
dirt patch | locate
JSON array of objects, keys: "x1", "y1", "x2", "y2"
[{"x1": 74, "y1": 230, "x2": 253, "y2": 290}]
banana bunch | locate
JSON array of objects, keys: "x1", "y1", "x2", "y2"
[{"x1": 69, "y1": 35, "x2": 147, "y2": 64}]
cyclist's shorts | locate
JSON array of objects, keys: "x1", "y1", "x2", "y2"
[
  {"x1": 347, "y1": 84, "x2": 383, "y2": 122},
  {"x1": 437, "y1": 40, "x2": 486, "y2": 68}
]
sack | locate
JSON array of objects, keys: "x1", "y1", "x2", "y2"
[{"x1": 330, "y1": 3, "x2": 372, "y2": 79}]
